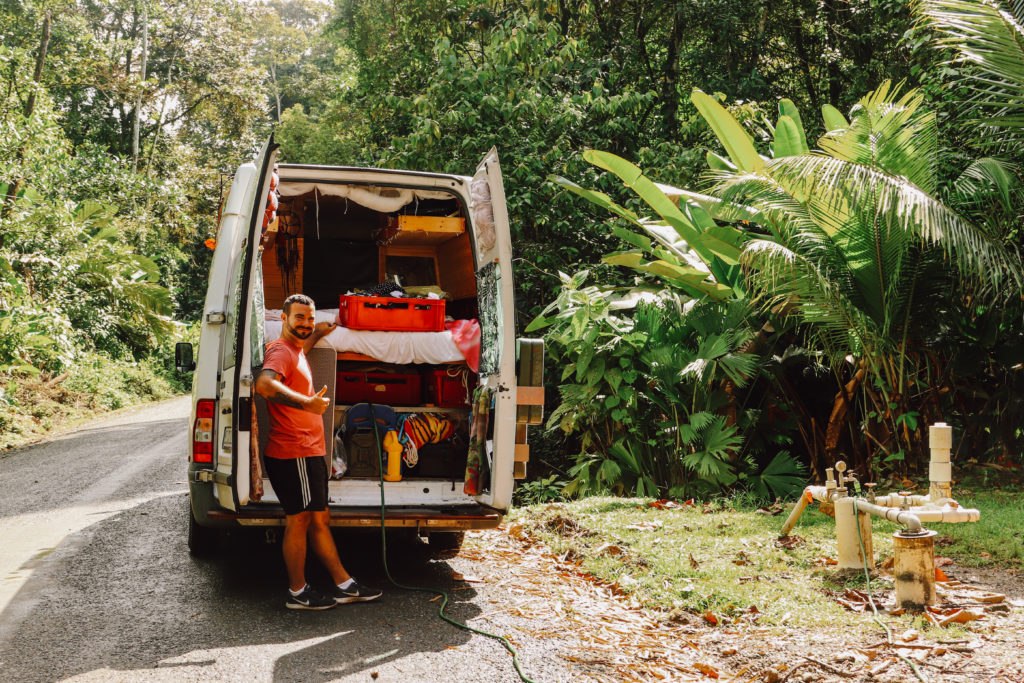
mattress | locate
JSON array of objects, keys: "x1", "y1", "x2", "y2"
[{"x1": 264, "y1": 308, "x2": 464, "y2": 365}]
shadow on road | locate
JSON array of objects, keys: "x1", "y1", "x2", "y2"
[{"x1": 0, "y1": 492, "x2": 482, "y2": 682}]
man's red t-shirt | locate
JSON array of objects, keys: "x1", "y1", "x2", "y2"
[{"x1": 262, "y1": 338, "x2": 326, "y2": 459}]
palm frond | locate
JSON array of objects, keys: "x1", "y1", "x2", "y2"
[
  {"x1": 765, "y1": 154, "x2": 1023, "y2": 290},
  {"x1": 917, "y1": 0, "x2": 1024, "y2": 137},
  {"x1": 951, "y1": 156, "x2": 1021, "y2": 222},
  {"x1": 741, "y1": 238, "x2": 888, "y2": 362}
]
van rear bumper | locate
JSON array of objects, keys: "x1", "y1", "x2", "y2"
[{"x1": 207, "y1": 505, "x2": 501, "y2": 530}]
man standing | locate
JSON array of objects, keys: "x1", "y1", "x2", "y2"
[{"x1": 255, "y1": 293, "x2": 382, "y2": 610}]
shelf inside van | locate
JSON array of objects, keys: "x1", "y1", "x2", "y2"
[
  {"x1": 334, "y1": 405, "x2": 470, "y2": 415},
  {"x1": 335, "y1": 351, "x2": 464, "y2": 363}
]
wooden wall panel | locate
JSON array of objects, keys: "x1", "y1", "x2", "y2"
[
  {"x1": 436, "y1": 233, "x2": 477, "y2": 300},
  {"x1": 262, "y1": 237, "x2": 303, "y2": 310}
]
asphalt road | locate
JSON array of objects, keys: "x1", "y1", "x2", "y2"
[{"x1": 0, "y1": 397, "x2": 564, "y2": 682}]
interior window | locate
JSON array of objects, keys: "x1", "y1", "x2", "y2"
[{"x1": 386, "y1": 255, "x2": 437, "y2": 287}]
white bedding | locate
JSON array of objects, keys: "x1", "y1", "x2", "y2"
[{"x1": 264, "y1": 308, "x2": 464, "y2": 364}]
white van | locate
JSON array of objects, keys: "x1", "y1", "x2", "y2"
[{"x1": 176, "y1": 138, "x2": 543, "y2": 554}]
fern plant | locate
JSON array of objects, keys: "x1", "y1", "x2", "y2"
[{"x1": 530, "y1": 272, "x2": 783, "y2": 498}]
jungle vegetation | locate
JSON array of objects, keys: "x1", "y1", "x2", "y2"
[{"x1": 1, "y1": 0, "x2": 1022, "y2": 497}]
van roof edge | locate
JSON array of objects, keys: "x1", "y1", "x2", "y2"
[{"x1": 278, "y1": 163, "x2": 466, "y2": 183}]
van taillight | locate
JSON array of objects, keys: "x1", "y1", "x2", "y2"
[{"x1": 193, "y1": 399, "x2": 215, "y2": 463}]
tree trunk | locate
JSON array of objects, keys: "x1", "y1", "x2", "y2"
[
  {"x1": 659, "y1": 3, "x2": 684, "y2": 137},
  {"x1": 825, "y1": 363, "x2": 866, "y2": 461},
  {"x1": 132, "y1": 3, "x2": 148, "y2": 173},
  {"x1": 146, "y1": 5, "x2": 200, "y2": 178},
  {"x1": 270, "y1": 62, "x2": 281, "y2": 123},
  {"x1": 2, "y1": 10, "x2": 51, "y2": 223}
]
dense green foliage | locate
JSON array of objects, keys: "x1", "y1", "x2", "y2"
[
  {"x1": 535, "y1": 5, "x2": 1024, "y2": 495},
  {"x1": 1, "y1": 0, "x2": 1021, "y2": 500},
  {"x1": 0, "y1": 0, "x2": 278, "y2": 443}
]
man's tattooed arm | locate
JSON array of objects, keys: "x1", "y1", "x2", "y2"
[
  {"x1": 269, "y1": 391, "x2": 304, "y2": 408},
  {"x1": 255, "y1": 369, "x2": 308, "y2": 409}
]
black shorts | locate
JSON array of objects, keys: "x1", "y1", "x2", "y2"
[{"x1": 264, "y1": 455, "x2": 328, "y2": 515}]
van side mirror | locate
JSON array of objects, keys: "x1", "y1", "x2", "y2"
[{"x1": 175, "y1": 342, "x2": 196, "y2": 372}]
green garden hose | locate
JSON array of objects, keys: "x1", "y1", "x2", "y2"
[
  {"x1": 853, "y1": 500, "x2": 928, "y2": 683},
  {"x1": 368, "y1": 404, "x2": 535, "y2": 683}
]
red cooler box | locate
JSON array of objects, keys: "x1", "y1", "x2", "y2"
[
  {"x1": 339, "y1": 295, "x2": 445, "y2": 332},
  {"x1": 336, "y1": 372, "x2": 422, "y2": 405},
  {"x1": 423, "y1": 367, "x2": 476, "y2": 407}
]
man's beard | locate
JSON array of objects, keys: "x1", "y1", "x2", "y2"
[{"x1": 286, "y1": 322, "x2": 312, "y2": 339}]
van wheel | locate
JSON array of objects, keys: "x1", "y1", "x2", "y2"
[
  {"x1": 188, "y1": 508, "x2": 220, "y2": 557},
  {"x1": 428, "y1": 531, "x2": 465, "y2": 552}
]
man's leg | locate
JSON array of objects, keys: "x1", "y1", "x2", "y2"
[
  {"x1": 308, "y1": 509, "x2": 350, "y2": 586},
  {"x1": 282, "y1": 511, "x2": 313, "y2": 592}
]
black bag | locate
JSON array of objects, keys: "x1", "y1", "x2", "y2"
[{"x1": 411, "y1": 441, "x2": 467, "y2": 479}]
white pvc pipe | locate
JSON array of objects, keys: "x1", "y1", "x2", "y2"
[
  {"x1": 780, "y1": 487, "x2": 813, "y2": 536},
  {"x1": 781, "y1": 486, "x2": 833, "y2": 535},
  {"x1": 907, "y1": 506, "x2": 980, "y2": 523},
  {"x1": 851, "y1": 500, "x2": 923, "y2": 531},
  {"x1": 872, "y1": 493, "x2": 930, "y2": 507}
]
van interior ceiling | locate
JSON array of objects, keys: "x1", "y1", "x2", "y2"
[{"x1": 255, "y1": 178, "x2": 487, "y2": 494}]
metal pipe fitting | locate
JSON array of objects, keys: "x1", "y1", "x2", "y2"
[{"x1": 849, "y1": 499, "x2": 923, "y2": 532}]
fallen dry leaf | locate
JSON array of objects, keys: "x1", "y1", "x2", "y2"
[
  {"x1": 702, "y1": 610, "x2": 718, "y2": 626},
  {"x1": 811, "y1": 556, "x2": 838, "y2": 567},
  {"x1": 925, "y1": 606, "x2": 986, "y2": 627},
  {"x1": 693, "y1": 662, "x2": 720, "y2": 678},
  {"x1": 901, "y1": 629, "x2": 920, "y2": 642},
  {"x1": 594, "y1": 543, "x2": 624, "y2": 556},
  {"x1": 837, "y1": 588, "x2": 871, "y2": 612},
  {"x1": 626, "y1": 520, "x2": 663, "y2": 531},
  {"x1": 774, "y1": 535, "x2": 805, "y2": 549},
  {"x1": 451, "y1": 572, "x2": 483, "y2": 583},
  {"x1": 935, "y1": 556, "x2": 954, "y2": 568},
  {"x1": 689, "y1": 553, "x2": 700, "y2": 569},
  {"x1": 647, "y1": 498, "x2": 695, "y2": 510},
  {"x1": 868, "y1": 658, "x2": 894, "y2": 676}
]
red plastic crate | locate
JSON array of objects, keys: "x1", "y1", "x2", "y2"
[
  {"x1": 339, "y1": 295, "x2": 446, "y2": 332},
  {"x1": 336, "y1": 372, "x2": 422, "y2": 405},
  {"x1": 423, "y1": 367, "x2": 476, "y2": 407}
]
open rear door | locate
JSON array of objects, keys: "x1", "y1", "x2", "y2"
[
  {"x1": 469, "y1": 148, "x2": 517, "y2": 511},
  {"x1": 214, "y1": 136, "x2": 278, "y2": 510}
]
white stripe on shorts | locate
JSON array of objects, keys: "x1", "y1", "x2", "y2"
[{"x1": 297, "y1": 458, "x2": 310, "y2": 508}]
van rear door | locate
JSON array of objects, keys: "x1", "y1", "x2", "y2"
[
  {"x1": 469, "y1": 148, "x2": 517, "y2": 511},
  {"x1": 214, "y1": 136, "x2": 278, "y2": 510}
]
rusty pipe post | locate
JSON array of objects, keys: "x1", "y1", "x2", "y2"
[{"x1": 893, "y1": 529, "x2": 938, "y2": 610}]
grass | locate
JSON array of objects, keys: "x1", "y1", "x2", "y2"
[
  {"x1": 932, "y1": 484, "x2": 1024, "y2": 566},
  {"x1": 508, "y1": 487, "x2": 1023, "y2": 634},
  {"x1": 0, "y1": 351, "x2": 186, "y2": 450}
]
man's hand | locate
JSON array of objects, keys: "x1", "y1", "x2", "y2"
[
  {"x1": 303, "y1": 320, "x2": 338, "y2": 353},
  {"x1": 314, "y1": 321, "x2": 338, "y2": 336},
  {"x1": 304, "y1": 386, "x2": 330, "y2": 415}
]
